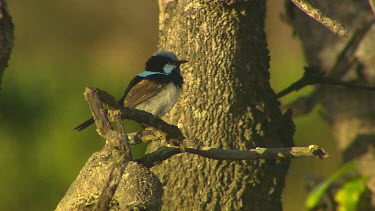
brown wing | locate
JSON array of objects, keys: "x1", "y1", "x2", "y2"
[{"x1": 123, "y1": 78, "x2": 168, "y2": 108}]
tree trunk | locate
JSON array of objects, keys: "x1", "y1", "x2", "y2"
[
  {"x1": 0, "y1": 0, "x2": 14, "y2": 87},
  {"x1": 147, "y1": 0, "x2": 294, "y2": 210},
  {"x1": 289, "y1": 0, "x2": 375, "y2": 208}
]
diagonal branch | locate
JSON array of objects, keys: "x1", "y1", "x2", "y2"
[
  {"x1": 88, "y1": 87, "x2": 184, "y2": 142},
  {"x1": 280, "y1": 20, "x2": 374, "y2": 116},
  {"x1": 136, "y1": 144, "x2": 329, "y2": 168},
  {"x1": 276, "y1": 66, "x2": 325, "y2": 99},
  {"x1": 290, "y1": 0, "x2": 349, "y2": 37}
]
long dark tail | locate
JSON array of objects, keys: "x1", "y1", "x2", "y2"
[{"x1": 74, "y1": 118, "x2": 95, "y2": 131}]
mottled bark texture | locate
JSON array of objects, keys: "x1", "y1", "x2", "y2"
[
  {"x1": 0, "y1": 0, "x2": 14, "y2": 87},
  {"x1": 289, "y1": 0, "x2": 375, "y2": 208},
  {"x1": 56, "y1": 148, "x2": 163, "y2": 210},
  {"x1": 147, "y1": 0, "x2": 294, "y2": 210},
  {"x1": 56, "y1": 88, "x2": 164, "y2": 210}
]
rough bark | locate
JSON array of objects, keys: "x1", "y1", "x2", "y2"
[
  {"x1": 56, "y1": 88, "x2": 164, "y2": 210},
  {"x1": 56, "y1": 151, "x2": 163, "y2": 210},
  {"x1": 147, "y1": 0, "x2": 294, "y2": 210},
  {"x1": 288, "y1": 0, "x2": 375, "y2": 208},
  {"x1": 0, "y1": 0, "x2": 14, "y2": 87}
]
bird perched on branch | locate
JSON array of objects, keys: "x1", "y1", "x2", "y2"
[{"x1": 74, "y1": 50, "x2": 188, "y2": 131}]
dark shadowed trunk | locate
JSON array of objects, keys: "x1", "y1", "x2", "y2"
[{"x1": 147, "y1": 0, "x2": 294, "y2": 210}]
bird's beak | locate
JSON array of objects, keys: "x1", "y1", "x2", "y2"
[{"x1": 178, "y1": 60, "x2": 189, "y2": 64}]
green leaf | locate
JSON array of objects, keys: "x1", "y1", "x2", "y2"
[
  {"x1": 335, "y1": 176, "x2": 367, "y2": 211},
  {"x1": 305, "y1": 162, "x2": 356, "y2": 209}
]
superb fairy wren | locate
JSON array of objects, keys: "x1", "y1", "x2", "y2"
[{"x1": 74, "y1": 50, "x2": 188, "y2": 131}]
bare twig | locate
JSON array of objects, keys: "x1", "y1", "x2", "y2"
[
  {"x1": 290, "y1": 0, "x2": 349, "y2": 37},
  {"x1": 276, "y1": 66, "x2": 375, "y2": 99},
  {"x1": 329, "y1": 20, "x2": 374, "y2": 78},
  {"x1": 319, "y1": 78, "x2": 375, "y2": 91},
  {"x1": 276, "y1": 66, "x2": 325, "y2": 98},
  {"x1": 282, "y1": 20, "x2": 374, "y2": 116},
  {"x1": 137, "y1": 144, "x2": 329, "y2": 168},
  {"x1": 85, "y1": 87, "x2": 184, "y2": 142}
]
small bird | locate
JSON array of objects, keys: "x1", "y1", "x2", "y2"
[{"x1": 74, "y1": 50, "x2": 188, "y2": 131}]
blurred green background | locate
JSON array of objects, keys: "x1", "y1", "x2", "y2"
[{"x1": 1, "y1": 1, "x2": 340, "y2": 210}]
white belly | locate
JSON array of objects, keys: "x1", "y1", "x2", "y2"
[{"x1": 135, "y1": 83, "x2": 180, "y2": 117}]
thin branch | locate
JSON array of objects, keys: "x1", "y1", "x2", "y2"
[
  {"x1": 319, "y1": 78, "x2": 375, "y2": 91},
  {"x1": 120, "y1": 106, "x2": 184, "y2": 143},
  {"x1": 290, "y1": 0, "x2": 349, "y2": 37},
  {"x1": 276, "y1": 66, "x2": 325, "y2": 98},
  {"x1": 276, "y1": 66, "x2": 375, "y2": 99},
  {"x1": 329, "y1": 20, "x2": 374, "y2": 78},
  {"x1": 281, "y1": 20, "x2": 374, "y2": 116},
  {"x1": 137, "y1": 145, "x2": 329, "y2": 168},
  {"x1": 85, "y1": 87, "x2": 184, "y2": 142}
]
